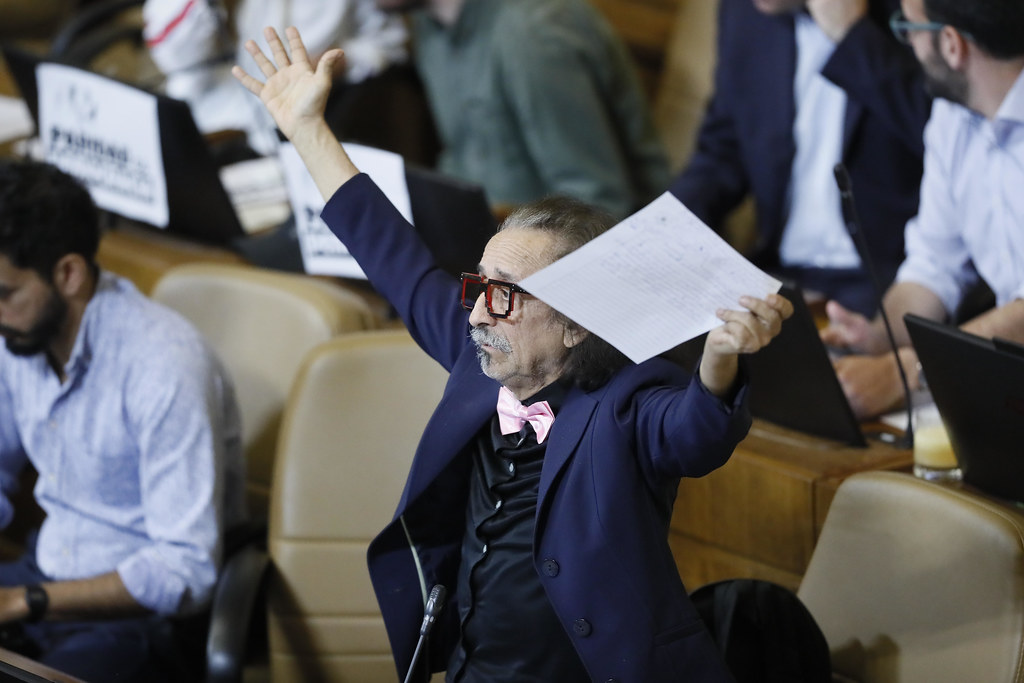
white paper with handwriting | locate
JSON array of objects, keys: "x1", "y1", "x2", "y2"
[{"x1": 519, "y1": 192, "x2": 781, "y2": 364}]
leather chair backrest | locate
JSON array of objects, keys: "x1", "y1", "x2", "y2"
[
  {"x1": 798, "y1": 471, "x2": 1024, "y2": 683},
  {"x1": 151, "y1": 262, "x2": 376, "y2": 519},
  {"x1": 267, "y1": 329, "x2": 449, "y2": 682}
]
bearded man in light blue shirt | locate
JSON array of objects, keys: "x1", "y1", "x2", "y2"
[
  {"x1": 822, "y1": 0, "x2": 1024, "y2": 418},
  {"x1": 0, "y1": 160, "x2": 245, "y2": 682}
]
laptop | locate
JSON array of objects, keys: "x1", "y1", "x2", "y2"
[
  {"x1": 2, "y1": 44, "x2": 247, "y2": 246},
  {"x1": 905, "y1": 314, "x2": 1024, "y2": 502},
  {"x1": 746, "y1": 285, "x2": 868, "y2": 447},
  {"x1": 3, "y1": 45, "x2": 496, "y2": 278}
]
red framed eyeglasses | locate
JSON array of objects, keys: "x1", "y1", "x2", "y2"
[{"x1": 460, "y1": 272, "x2": 529, "y2": 318}]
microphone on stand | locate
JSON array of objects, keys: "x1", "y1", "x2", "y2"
[
  {"x1": 403, "y1": 584, "x2": 447, "y2": 683},
  {"x1": 833, "y1": 163, "x2": 914, "y2": 449}
]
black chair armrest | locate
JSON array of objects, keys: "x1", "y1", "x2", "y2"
[{"x1": 205, "y1": 542, "x2": 271, "y2": 683}]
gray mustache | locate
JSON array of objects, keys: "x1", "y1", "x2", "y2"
[{"x1": 470, "y1": 327, "x2": 512, "y2": 352}]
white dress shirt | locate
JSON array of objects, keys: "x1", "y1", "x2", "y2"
[
  {"x1": 897, "y1": 69, "x2": 1024, "y2": 313},
  {"x1": 778, "y1": 13, "x2": 861, "y2": 269}
]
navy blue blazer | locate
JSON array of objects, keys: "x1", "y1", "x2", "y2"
[
  {"x1": 670, "y1": 0, "x2": 930, "y2": 308},
  {"x1": 322, "y1": 174, "x2": 750, "y2": 682}
]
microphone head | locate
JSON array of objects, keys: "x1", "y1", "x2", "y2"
[{"x1": 425, "y1": 585, "x2": 447, "y2": 617}]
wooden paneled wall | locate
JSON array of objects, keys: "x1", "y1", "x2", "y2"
[
  {"x1": 589, "y1": 0, "x2": 719, "y2": 171},
  {"x1": 589, "y1": 0, "x2": 683, "y2": 96}
]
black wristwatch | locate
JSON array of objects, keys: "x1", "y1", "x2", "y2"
[{"x1": 24, "y1": 584, "x2": 48, "y2": 623}]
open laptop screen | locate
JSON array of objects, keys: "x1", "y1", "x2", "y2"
[
  {"x1": 2, "y1": 44, "x2": 246, "y2": 246},
  {"x1": 746, "y1": 286, "x2": 867, "y2": 446},
  {"x1": 906, "y1": 314, "x2": 1024, "y2": 502}
]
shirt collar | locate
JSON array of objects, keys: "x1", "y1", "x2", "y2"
[
  {"x1": 63, "y1": 270, "x2": 117, "y2": 378},
  {"x1": 994, "y1": 67, "x2": 1024, "y2": 126},
  {"x1": 519, "y1": 377, "x2": 569, "y2": 413}
]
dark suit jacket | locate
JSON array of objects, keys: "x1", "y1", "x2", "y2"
[
  {"x1": 321, "y1": 174, "x2": 750, "y2": 683},
  {"x1": 670, "y1": 0, "x2": 930, "y2": 308}
]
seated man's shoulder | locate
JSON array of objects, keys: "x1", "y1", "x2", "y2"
[
  {"x1": 600, "y1": 356, "x2": 690, "y2": 395},
  {"x1": 93, "y1": 275, "x2": 216, "y2": 369}
]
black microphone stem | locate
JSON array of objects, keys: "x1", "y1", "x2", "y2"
[
  {"x1": 403, "y1": 584, "x2": 447, "y2": 683},
  {"x1": 833, "y1": 164, "x2": 915, "y2": 449}
]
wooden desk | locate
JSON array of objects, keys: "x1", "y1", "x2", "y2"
[
  {"x1": 0, "y1": 647, "x2": 86, "y2": 683},
  {"x1": 670, "y1": 420, "x2": 913, "y2": 591}
]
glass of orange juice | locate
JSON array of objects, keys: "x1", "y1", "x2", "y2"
[{"x1": 913, "y1": 421, "x2": 963, "y2": 483}]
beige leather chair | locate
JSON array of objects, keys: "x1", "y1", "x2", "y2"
[
  {"x1": 797, "y1": 471, "x2": 1024, "y2": 683},
  {"x1": 266, "y1": 329, "x2": 449, "y2": 682},
  {"x1": 151, "y1": 262, "x2": 377, "y2": 520}
]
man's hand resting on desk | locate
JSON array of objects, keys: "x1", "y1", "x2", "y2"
[
  {"x1": 820, "y1": 300, "x2": 892, "y2": 354},
  {"x1": 821, "y1": 300, "x2": 910, "y2": 419},
  {"x1": 833, "y1": 352, "x2": 909, "y2": 419},
  {"x1": 825, "y1": 298, "x2": 924, "y2": 418}
]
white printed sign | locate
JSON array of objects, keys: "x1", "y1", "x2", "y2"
[
  {"x1": 37, "y1": 63, "x2": 168, "y2": 227},
  {"x1": 279, "y1": 141, "x2": 412, "y2": 279}
]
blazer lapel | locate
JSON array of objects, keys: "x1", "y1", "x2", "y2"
[
  {"x1": 535, "y1": 386, "x2": 598, "y2": 530},
  {"x1": 757, "y1": 12, "x2": 800, "y2": 246},
  {"x1": 396, "y1": 350, "x2": 498, "y2": 513},
  {"x1": 841, "y1": 98, "x2": 865, "y2": 159}
]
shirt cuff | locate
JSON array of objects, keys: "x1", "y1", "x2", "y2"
[{"x1": 117, "y1": 549, "x2": 212, "y2": 616}]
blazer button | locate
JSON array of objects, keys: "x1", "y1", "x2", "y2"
[
  {"x1": 542, "y1": 559, "x2": 560, "y2": 577},
  {"x1": 573, "y1": 618, "x2": 592, "y2": 637},
  {"x1": 605, "y1": 679, "x2": 620, "y2": 683}
]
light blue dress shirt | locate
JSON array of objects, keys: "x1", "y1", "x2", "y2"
[
  {"x1": 897, "y1": 70, "x2": 1024, "y2": 314},
  {"x1": 0, "y1": 273, "x2": 245, "y2": 615},
  {"x1": 778, "y1": 12, "x2": 860, "y2": 270}
]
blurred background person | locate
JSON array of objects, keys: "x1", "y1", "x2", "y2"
[
  {"x1": 143, "y1": 0, "x2": 408, "y2": 155},
  {"x1": 670, "y1": 0, "x2": 931, "y2": 316},
  {"x1": 375, "y1": 0, "x2": 670, "y2": 220},
  {"x1": 822, "y1": 0, "x2": 1024, "y2": 418}
]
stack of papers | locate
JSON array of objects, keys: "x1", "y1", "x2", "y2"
[
  {"x1": 219, "y1": 156, "x2": 292, "y2": 234},
  {"x1": 520, "y1": 192, "x2": 781, "y2": 364}
]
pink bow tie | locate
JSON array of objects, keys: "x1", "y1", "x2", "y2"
[{"x1": 496, "y1": 386, "x2": 555, "y2": 444}]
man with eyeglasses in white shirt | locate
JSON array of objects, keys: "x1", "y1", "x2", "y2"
[
  {"x1": 670, "y1": 0, "x2": 931, "y2": 318},
  {"x1": 822, "y1": 0, "x2": 1024, "y2": 418}
]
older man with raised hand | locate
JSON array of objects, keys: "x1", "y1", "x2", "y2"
[
  {"x1": 234, "y1": 27, "x2": 792, "y2": 683},
  {"x1": 822, "y1": 0, "x2": 1024, "y2": 418}
]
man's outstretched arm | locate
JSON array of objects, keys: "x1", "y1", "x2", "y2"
[{"x1": 232, "y1": 26, "x2": 359, "y2": 200}]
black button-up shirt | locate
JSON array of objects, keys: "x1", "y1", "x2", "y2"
[{"x1": 447, "y1": 381, "x2": 589, "y2": 682}]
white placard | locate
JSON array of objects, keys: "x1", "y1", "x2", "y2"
[
  {"x1": 520, "y1": 192, "x2": 782, "y2": 364},
  {"x1": 0, "y1": 95, "x2": 34, "y2": 143},
  {"x1": 279, "y1": 141, "x2": 412, "y2": 279},
  {"x1": 37, "y1": 63, "x2": 168, "y2": 227}
]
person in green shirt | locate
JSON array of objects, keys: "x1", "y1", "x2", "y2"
[{"x1": 377, "y1": 0, "x2": 671, "y2": 220}]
